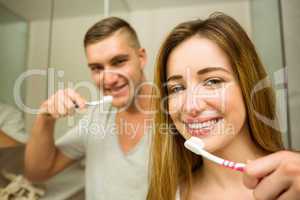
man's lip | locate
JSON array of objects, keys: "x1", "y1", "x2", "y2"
[{"x1": 104, "y1": 83, "x2": 127, "y2": 92}]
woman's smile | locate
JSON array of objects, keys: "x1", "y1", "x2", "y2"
[{"x1": 184, "y1": 117, "x2": 224, "y2": 137}]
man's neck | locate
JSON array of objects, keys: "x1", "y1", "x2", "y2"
[
  {"x1": 115, "y1": 81, "x2": 154, "y2": 154},
  {"x1": 121, "y1": 82, "x2": 154, "y2": 116}
]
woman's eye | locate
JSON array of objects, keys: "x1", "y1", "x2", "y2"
[
  {"x1": 203, "y1": 78, "x2": 224, "y2": 88},
  {"x1": 168, "y1": 85, "x2": 185, "y2": 94}
]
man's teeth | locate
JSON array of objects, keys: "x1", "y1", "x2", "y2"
[
  {"x1": 112, "y1": 84, "x2": 126, "y2": 91},
  {"x1": 187, "y1": 119, "x2": 218, "y2": 129}
]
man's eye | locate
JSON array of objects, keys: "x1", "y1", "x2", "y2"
[
  {"x1": 168, "y1": 85, "x2": 185, "y2": 94},
  {"x1": 203, "y1": 78, "x2": 224, "y2": 88},
  {"x1": 114, "y1": 59, "x2": 127, "y2": 66},
  {"x1": 91, "y1": 66, "x2": 104, "y2": 72}
]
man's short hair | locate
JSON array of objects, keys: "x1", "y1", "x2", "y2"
[{"x1": 84, "y1": 17, "x2": 141, "y2": 49}]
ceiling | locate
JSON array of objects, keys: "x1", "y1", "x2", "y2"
[
  {"x1": 0, "y1": 3, "x2": 25, "y2": 23},
  {"x1": 125, "y1": 0, "x2": 247, "y2": 11},
  {"x1": 0, "y1": 0, "x2": 247, "y2": 21},
  {"x1": 0, "y1": 0, "x2": 51, "y2": 21}
]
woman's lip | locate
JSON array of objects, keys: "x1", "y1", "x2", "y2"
[
  {"x1": 185, "y1": 118, "x2": 223, "y2": 137},
  {"x1": 183, "y1": 116, "x2": 222, "y2": 124},
  {"x1": 187, "y1": 128, "x2": 211, "y2": 137}
]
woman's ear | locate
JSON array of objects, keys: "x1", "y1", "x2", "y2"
[{"x1": 138, "y1": 48, "x2": 147, "y2": 70}]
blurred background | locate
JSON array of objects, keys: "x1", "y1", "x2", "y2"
[{"x1": 0, "y1": 0, "x2": 299, "y2": 199}]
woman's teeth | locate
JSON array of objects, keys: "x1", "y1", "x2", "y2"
[{"x1": 187, "y1": 119, "x2": 219, "y2": 129}]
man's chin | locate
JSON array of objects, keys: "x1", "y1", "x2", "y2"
[{"x1": 111, "y1": 96, "x2": 131, "y2": 110}]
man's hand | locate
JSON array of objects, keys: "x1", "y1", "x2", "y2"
[
  {"x1": 39, "y1": 88, "x2": 86, "y2": 119},
  {"x1": 243, "y1": 151, "x2": 300, "y2": 200}
]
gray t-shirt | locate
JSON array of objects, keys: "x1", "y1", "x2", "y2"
[
  {"x1": 0, "y1": 102, "x2": 27, "y2": 143},
  {"x1": 56, "y1": 103, "x2": 151, "y2": 200}
]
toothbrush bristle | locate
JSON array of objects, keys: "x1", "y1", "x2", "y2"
[
  {"x1": 184, "y1": 137, "x2": 205, "y2": 155},
  {"x1": 188, "y1": 137, "x2": 205, "y2": 148},
  {"x1": 103, "y1": 96, "x2": 113, "y2": 102}
]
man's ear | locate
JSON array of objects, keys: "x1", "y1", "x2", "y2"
[{"x1": 138, "y1": 48, "x2": 147, "y2": 70}]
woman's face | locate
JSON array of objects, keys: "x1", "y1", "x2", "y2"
[{"x1": 166, "y1": 36, "x2": 248, "y2": 152}]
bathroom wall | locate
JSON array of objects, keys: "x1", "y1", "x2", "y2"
[
  {"x1": 281, "y1": 0, "x2": 300, "y2": 150},
  {"x1": 250, "y1": 0, "x2": 289, "y2": 147},
  {"x1": 127, "y1": 0, "x2": 252, "y2": 81},
  {"x1": 24, "y1": 19, "x2": 50, "y2": 132}
]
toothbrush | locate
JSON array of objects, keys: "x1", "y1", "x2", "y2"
[
  {"x1": 39, "y1": 96, "x2": 113, "y2": 115},
  {"x1": 184, "y1": 136, "x2": 246, "y2": 172},
  {"x1": 83, "y1": 96, "x2": 113, "y2": 107}
]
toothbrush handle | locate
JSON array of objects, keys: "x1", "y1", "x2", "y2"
[{"x1": 221, "y1": 159, "x2": 246, "y2": 172}]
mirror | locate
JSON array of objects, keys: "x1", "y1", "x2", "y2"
[
  {"x1": 0, "y1": 0, "x2": 52, "y2": 148},
  {"x1": 0, "y1": 0, "x2": 52, "y2": 197},
  {"x1": 0, "y1": 3, "x2": 28, "y2": 147}
]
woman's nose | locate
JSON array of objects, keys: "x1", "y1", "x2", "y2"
[{"x1": 182, "y1": 87, "x2": 207, "y2": 116}]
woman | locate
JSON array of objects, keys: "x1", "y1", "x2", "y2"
[{"x1": 147, "y1": 13, "x2": 300, "y2": 200}]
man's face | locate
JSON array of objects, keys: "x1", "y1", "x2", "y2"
[{"x1": 86, "y1": 32, "x2": 147, "y2": 108}]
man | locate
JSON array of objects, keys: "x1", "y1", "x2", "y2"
[
  {"x1": 25, "y1": 17, "x2": 153, "y2": 199},
  {"x1": 0, "y1": 102, "x2": 27, "y2": 147}
]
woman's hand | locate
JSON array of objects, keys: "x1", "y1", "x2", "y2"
[{"x1": 243, "y1": 151, "x2": 300, "y2": 200}]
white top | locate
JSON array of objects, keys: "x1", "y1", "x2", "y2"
[
  {"x1": 56, "y1": 102, "x2": 151, "y2": 200},
  {"x1": 0, "y1": 102, "x2": 27, "y2": 142}
]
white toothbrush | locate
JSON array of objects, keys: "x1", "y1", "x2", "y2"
[
  {"x1": 84, "y1": 96, "x2": 113, "y2": 107},
  {"x1": 184, "y1": 136, "x2": 246, "y2": 172},
  {"x1": 39, "y1": 96, "x2": 113, "y2": 115}
]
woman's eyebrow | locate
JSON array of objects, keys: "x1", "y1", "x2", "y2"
[
  {"x1": 197, "y1": 67, "x2": 230, "y2": 75},
  {"x1": 166, "y1": 75, "x2": 183, "y2": 83},
  {"x1": 166, "y1": 67, "x2": 230, "y2": 83}
]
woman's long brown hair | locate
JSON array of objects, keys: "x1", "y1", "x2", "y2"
[{"x1": 147, "y1": 12, "x2": 284, "y2": 200}]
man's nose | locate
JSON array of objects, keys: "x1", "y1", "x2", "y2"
[
  {"x1": 182, "y1": 87, "x2": 207, "y2": 116},
  {"x1": 103, "y1": 71, "x2": 118, "y2": 86}
]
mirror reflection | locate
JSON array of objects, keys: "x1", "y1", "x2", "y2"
[{"x1": 0, "y1": 2, "x2": 29, "y2": 147}]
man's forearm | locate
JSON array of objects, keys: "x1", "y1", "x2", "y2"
[{"x1": 25, "y1": 114, "x2": 57, "y2": 181}]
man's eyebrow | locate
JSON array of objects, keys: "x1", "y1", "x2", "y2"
[
  {"x1": 110, "y1": 54, "x2": 129, "y2": 63},
  {"x1": 197, "y1": 67, "x2": 230, "y2": 75},
  {"x1": 88, "y1": 63, "x2": 104, "y2": 68},
  {"x1": 87, "y1": 54, "x2": 129, "y2": 68}
]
